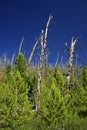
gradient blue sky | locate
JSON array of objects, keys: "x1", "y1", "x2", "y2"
[{"x1": 0, "y1": 0, "x2": 87, "y2": 65}]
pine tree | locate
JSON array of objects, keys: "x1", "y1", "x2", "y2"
[
  {"x1": 53, "y1": 68, "x2": 66, "y2": 95},
  {"x1": 0, "y1": 67, "x2": 31, "y2": 129},
  {"x1": 77, "y1": 66, "x2": 87, "y2": 118},
  {"x1": 39, "y1": 74, "x2": 66, "y2": 129},
  {"x1": 15, "y1": 53, "x2": 27, "y2": 77},
  {"x1": 0, "y1": 63, "x2": 4, "y2": 85},
  {"x1": 63, "y1": 66, "x2": 87, "y2": 129}
]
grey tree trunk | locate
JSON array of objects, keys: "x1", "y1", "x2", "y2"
[
  {"x1": 18, "y1": 36, "x2": 24, "y2": 54},
  {"x1": 35, "y1": 15, "x2": 53, "y2": 110},
  {"x1": 67, "y1": 37, "x2": 77, "y2": 95}
]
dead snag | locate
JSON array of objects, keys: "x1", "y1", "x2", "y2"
[
  {"x1": 18, "y1": 36, "x2": 24, "y2": 55},
  {"x1": 66, "y1": 37, "x2": 77, "y2": 95},
  {"x1": 35, "y1": 15, "x2": 53, "y2": 110},
  {"x1": 28, "y1": 36, "x2": 41, "y2": 66}
]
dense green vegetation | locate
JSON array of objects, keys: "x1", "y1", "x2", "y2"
[{"x1": 0, "y1": 52, "x2": 87, "y2": 130}]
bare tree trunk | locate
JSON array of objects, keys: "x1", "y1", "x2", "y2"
[
  {"x1": 28, "y1": 36, "x2": 41, "y2": 66},
  {"x1": 36, "y1": 64, "x2": 41, "y2": 110},
  {"x1": 44, "y1": 15, "x2": 53, "y2": 47},
  {"x1": 35, "y1": 31, "x2": 44, "y2": 110},
  {"x1": 55, "y1": 52, "x2": 60, "y2": 68},
  {"x1": 11, "y1": 53, "x2": 15, "y2": 66},
  {"x1": 18, "y1": 36, "x2": 24, "y2": 54},
  {"x1": 43, "y1": 15, "x2": 53, "y2": 87},
  {"x1": 67, "y1": 37, "x2": 77, "y2": 95},
  {"x1": 40, "y1": 30, "x2": 44, "y2": 71},
  {"x1": 35, "y1": 15, "x2": 53, "y2": 110}
]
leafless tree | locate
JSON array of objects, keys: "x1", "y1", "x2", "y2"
[
  {"x1": 35, "y1": 15, "x2": 53, "y2": 110},
  {"x1": 18, "y1": 36, "x2": 24, "y2": 54},
  {"x1": 28, "y1": 36, "x2": 41, "y2": 66},
  {"x1": 66, "y1": 37, "x2": 78, "y2": 95}
]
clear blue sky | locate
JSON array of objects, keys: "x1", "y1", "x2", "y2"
[{"x1": 0, "y1": 0, "x2": 87, "y2": 65}]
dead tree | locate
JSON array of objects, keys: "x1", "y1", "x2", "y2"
[
  {"x1": 18, "y1": 36, "x2": 24, "y2": 55},
  {"x1": 39, "y1": 15, "x2": 53, "y2": 71},
  {"x1": 11, "y1": 53, "x2": 15, "y2": 66},
  {"x1": 40, "y1": 30, "x2": 44, "y2": 74},
  {"x1": 66, "y1": 37, "x2": 77, "y2": 95},
  {"x1": 28, "y1": 36, "x2": 41, "y2": 66},
  {"x1": 2, "y1": 53, "x2": 7, "y2": 67},
  {"x1": 35, "y1": 30, "x2": 44, "y2": 111},
  {"x1": 55, "y1": 52, "x2": 60, "y2": 68},
  {"x1": 35, "y1": 64, "x2": 41, "y2": 111},
  {"x1": 43, "y1": 15, "x2": 53, "y2": 85},
  {"x1": 35, "y1": 15, "x2": 53, "y2": 110},
  {"x1": 44, "y1": 15, "x2": 53, "y2": 47},
  {"x1": 28, "y1": 14, "x2": 53, "y2": 67}
]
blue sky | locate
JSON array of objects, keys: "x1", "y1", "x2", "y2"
[{"x1": 0, "y1": 0, "x2": 87, "y2": 65}]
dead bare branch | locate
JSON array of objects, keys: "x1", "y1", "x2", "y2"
[{"x1": 18, "y1": 36, "x2": 24, "y2": 54}]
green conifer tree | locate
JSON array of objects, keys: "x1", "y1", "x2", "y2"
[
  {"x1": 39, "y1": 74, "x2": 66, "y2": 129},
  {"x1": 77, "y1": 66, "x2": 87, "y2": 118},
  {"x1": 15, "y1": 53, "x2": 27, "y2": 77},
  {"x1": 0, "y1": 66, "x2": 31, "y2": 129}
]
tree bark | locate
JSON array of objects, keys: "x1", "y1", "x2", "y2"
[{"x1": 67, "y1": 37, "x2": 77, "y2": 95}]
